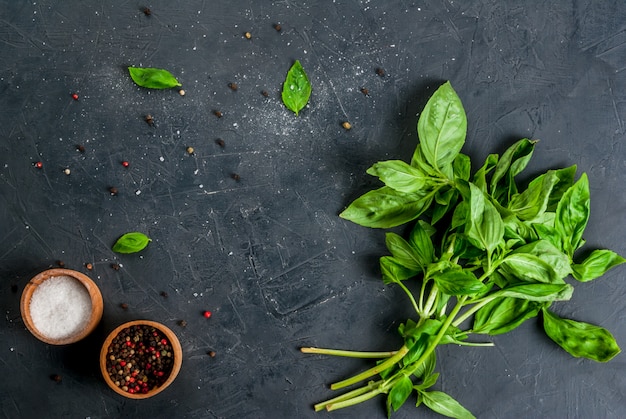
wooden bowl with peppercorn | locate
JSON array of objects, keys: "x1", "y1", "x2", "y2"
[
  {"x1": 100, "y1": 320, "x2": 182, "y2": 399},
  {"x1": 20, "y1": 268, "x2": 104, "y2": 345}
]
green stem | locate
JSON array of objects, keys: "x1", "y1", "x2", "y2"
[
  {"x1": 396, "y1": 280, "x2": 420, "y2": 316},
  {"x1": 451, "y1": 296, "x2": 496, "y2": 328},
  {"x1": 422, "y1": 283, "x2": 439, "y2": 317},
  {"x1": 330, "y1": 345, "x2": 409, "y2": 390},
  {"x1": 300, "y1": 347, "x2": 397, "y2": 359},
  {"x1": 314, "y1": 380, "x2": 382, "y2": 411},
  {"x1": 326, "y1": 387, "x2": 383, "y2": 411}
]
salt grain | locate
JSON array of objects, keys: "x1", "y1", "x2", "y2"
[{"x1": 29, "y1": 275, "x2": 92, "y2": 340}]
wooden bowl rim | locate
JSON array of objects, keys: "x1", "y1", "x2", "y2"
[
  {"x1": 99, "y1": 320, "x2": 183, "y2": 399},
  {"x1": 20, "y1": 268, "x2": 104, "y2": 345}
]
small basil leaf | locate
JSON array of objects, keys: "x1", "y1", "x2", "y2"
[
  {"x1": 380, "y1": 256, "x2": 419, "y2": 284},
  {"x1": 545, "y1": 165, "x2": 577, "y2": 211},
  {"x1": 500, "y1": 253, "x2": 563, "y2": 284},
  {"x1": 433, "y1": 269, "x2": 486, "y2": 296},
  {"x1": 387, "y1": 375, "x2": 414, "y2": 416},
  {"x1": 453, "y1": 153, "x2": 471, "y2": 182},
  {"x1": 281, "y1": 60, "x2": 311, "y2": 115},
  {"x1": 490, "y1": 139, "x2": 536, "y2": 203},
  {"x1": 473, "y1": 297, "x2": 542, "y2": 335},
  {"x1": 417, "y1": 81, "x2": 467, "y2": 170},
  {"x1": 512, "y1": 240, "x2": 572, "y2": 279},
  {"x1": 542, "y1": 308, "x2": 621, "y2": 362},
  {"x1": 465, "y1": 183, "x2": 504, "y2": 252},
  {"x1": 472, "y1": 153, "x2": 498, "y2": 192},
  {"x1": 498, "y1": 283, "x2": 573, "y2": 302},
  {"x1": 339, "y1": 186, "x2": 433, "y2": 228},
  {"x1": 367, "y1": 160, "x2": 434, "y2": 194},
  {"x1": 128, "y1": 67, "x2": 181, "y2": 89},
  {"x1": 508, "y1": 170, "x2": 559, "y2": 220},
  {"x1": 555, "y1": 173, "x2": 590, "y2": 256},
  {"x1": 408, "y1": 221, "x2": 435, "y2": 267},
  {"x1": 112, "y1": 232, "x2": 151, "y2": 254},
  {"x1": 420, "y1": 390, "x2": 476, "y2": 419},
  {"x1": 572, "y1": 249, "x2": 626, "y2": 282}
]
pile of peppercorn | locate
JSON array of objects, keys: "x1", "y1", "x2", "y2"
[{"x1": 104, "y1": 324, "x2": 174, "y2": 394}]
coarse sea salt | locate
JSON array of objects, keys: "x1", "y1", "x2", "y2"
[{"x1": 29, "y1": 275, "x2": 92, "y2": 340}]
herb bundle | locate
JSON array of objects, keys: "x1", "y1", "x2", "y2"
[{"x1": 302, "y1": 82, "x2": 624, "y2": 418}]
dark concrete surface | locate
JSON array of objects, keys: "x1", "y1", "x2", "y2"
[{"x1": 1, "y1": 1, "x2": 625, "y2": 418}]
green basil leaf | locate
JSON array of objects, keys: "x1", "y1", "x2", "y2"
[
  {"x1": 414, "y1": 372, "x2": 439, "y2": 391},
  {"x1": 433, "y1": 269, "x2": 486, "y2": 296},
  {"x1": 500, "y1": 253, "x2": 563, "y2": 284},
  {"x1": 453, "y1": 153, "x2": 471, "y2": 181},
  {"x1": 472, "y1": 153, "x2": 498, "y2": 192},
  {"x1": 281, "y1": 60, "x2": 311, "y2": 115},
  {"x1": 128, "y1": 67, "x2": 181, "y2": 89},
  {"x1": 112, "y1": 232, "x2": 152, "y2": 254},
  {"x1": 387, "y1": 375, "x2": 414, "y2": 416},
  {"x1": 339, "y1": 186, "x2": 433, "y2": 228},
  {"x1": 410, "y1": 144, "x2": 438, "y2": 176},
  {"x1": 367, "y1": 160, "x2": 434, "y2": 193},
  {"x1": 431, "y1": 188, "x2": 457, "y2": 225},
  {"x1": 465, "y1": 183, "x2": 504, "y2": 252},
  {"x1": 380, "y1": 256, "x2": 419, "y2": 284},
  {"x1": 545, "y1": 165, "x2": 577, "y2": 211},
  {"x1": 408, "y1": 221, "x2": 435, "y2": 267},
  {"x1": 490, "y1": 139, "x2": 536, "y2": 203},
  {"x1": 417, "y1": 81, "x2": 467, "y2": 170},
  {"x1": 498, "y1": 283, "x2": 573, "y2": 302},
  {"x1": 473, "y1": 297, "x2": 542, "y2": 335},
  {"x1": 512, "y1": 240, "x2": 572, "y2": 278},
  {"x1": 503, "y1": 215, "x2": 538, "y2": 245},
  {"x1": 412, "y1": 350, "x2": 437, "y2": 380},
  {"x1": 555, "y1": 173, "x2": 590, "y2": 256},
  {"x1": 532, "y1": 222, "x2": 562, "y2": 250},
  {"x1": 385, "y1": 233, "x2": 424, "y2": 271},
  {"x1": 420, "y1": 390, "x2": 476, "y2": 419},
  {"x1": 572, "y1": 249, "x2": 626, "y2": 282},
  {"x1": 542, "y1": 308, "x2": 621, "y2": 362},
  {"x1": 508, "y1": 170, "x2": 559, "y2": 220}
]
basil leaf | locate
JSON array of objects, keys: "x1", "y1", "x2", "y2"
[
  {"x1": 385, "y1": 233, "x2": 425, "y2": 271},
  {"x1": 408, "y1": 221, "x2": 435, "y2": 267},
  {"x1": 281, "y1": 60, "x2": 311, "y2": 115},
  {"x1": 472, "y1": 153, "x2": 498, "y2": 192},
  {"x1": 339, "y1": 186, "x2": 433, "y2": 228},
  {"x1": 498, "y1": 283, "x2": 573, "y2": 302},
  {"x1": 433, "y1": 269, "x2": 486, "y2": 296},
  {"x1": 508, "y1": 170, "x2": 559, "y2": 220},
  {"x1": 500, "y1": 253, "x2": 563, "y2": 284},
  {"x1": 453, "y1": 153, "x2": 471, "y2": 182},
  {"x1": 542, "y1": 308, "x2": 621, "y2": 362},
  {"x1": 490, "y1": 139, "x2": 536, "y2": 203},
  {"x1": 387, "y1": 375, "x2": 414, "y2": 416},
  {"x1": 465, "y1": 183, "x2": 504, "y2": 252},
  {"x1": 420, "y1": 390, "x2": 476, "y2": 419},
  {"x1": 512, "y1": 240, "x2": 572, "y2": 279},
  {"x1": 112, "y1": 232, "x2": 152, "y2": 254},
  {"x1": 473, "y1": 297, "x2": 542, "y2": 335},
  {"x1": 555, "y1": 173, "x2": 590, "y2": 256},
  {"x1": 128, "y1": 67, "x2": 181, "y2": 89},
  {"x1": 572, "y1": 249, "x2": 626, "y2": 282},
  {"x1": 417, "y1": 81, "x2": 467, "y2": 170},
  {"x1": 543, "y1": 165, "x2": 578, "y2": 211},
  {"x1": 412, "y1": 350, "x2": 437, "y2": 381},
  {"x1": 380, "y1": 256, "x2": 419, "y2": 284},
  {"x1": 367, "y1": 160, "x2": 434, "y2": 193},
  {"x1": 414, "y1": 372, "x2": 439, "y2": 391}
]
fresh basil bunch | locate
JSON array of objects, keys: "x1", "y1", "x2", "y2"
[{"x1": 302, "y1": 81, "x2": 624, "y2": 418}]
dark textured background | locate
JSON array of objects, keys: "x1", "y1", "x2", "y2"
[{"x1": 1, "y1": 1, "x2": 625, "y2": 418}]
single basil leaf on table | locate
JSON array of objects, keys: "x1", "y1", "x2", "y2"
[
  {"x1": 572, "y1": 249, "x2": 626, "y2": 282},
  {"x1": 542, "y1": 308, "x2": 621, "y2": 362},
  {"x1": 112, "y1": 232, "x2": 152, "y2": 254},
  {"x1": 281, "y1": 60, "x2": 311, "y2": 115},
  {"x1": 419, "y1": 390, "x2": 476, "y2": 419},
  {"x1": 554, "y1": 173, "x2": 590, "y2": 257},
  {"x1": 417, "y1": 81, "x2": 467, "y2": 171},
  {"x1": 128, "y1": 67, "x2": 182, "y2": 89}
]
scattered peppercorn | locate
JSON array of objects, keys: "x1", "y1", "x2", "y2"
[
  {"x1": 50, "y1": 374, "x2": 62, "y2": 383},
  {"x1": 273, "y1": 23, "x2": 282, "y2": 32},
  {"x1": 160, "y1": 291, "x2": 168, "y2": 298},
  {"x1": 375, "y1": 67, "x2": 385, "y2": 77},
  {"x1": 121, "y1": 161, "x2": 130, "y2": 168},
  {"x1": 231, "y1": 173, "x2": 240, "y2": 181},
  {"x1": 85, "y1": 263, "x2": 93, "y2": 270},
  {"x1": 177, "y1": 320, "x2": 187, "y2": 327},
  {"x1": 261, "y1": 90, "x2": 269, "y2": 97},
  {"x1": 145, "y1": 114, "x2": 154, "y2": 126},
  {"x1": 228, "y1": 82, "x2": 238, "y2": 91},
  {"x1": 207, "y1": 351, "x2": 216, "y2": 358},
  {"x1": 342, "y1": 121, "x2": 352, "y2": 130},
  {"x1": 76, "y1": 144, "x2": 86, "y2": 153},
  {"x1": 244, "y1": 32, "x2": 252, "y2": 39},
  {"x1": 186, "y1": 146, "x2": 194, "y2": 155},
  {"x1": 360, "y1": 87, "x2": 369, "y2": 96},
  {"x1": 213, "y1": 110, "x2": 223, "y2": 118},
  {"x1": 120, "y1": 303, "x2": 129, "y2": 310},
  {"x1": 142, "y1": 7, "x2": 151, "y2": 16},
  {"x1": 111, "y1": 263, "x2": 120, "y2": 271},
  {"x1": 178, "y1": 89, "x2": 185, "y2": 96},
  {"x1": 215, "y1": 138, "x2": 225, "y2": 148},
  {"x1": 203, "y1": 310, "x2": 212, "y2": 318},
  {"x1": 71, "y1": 93, "x2": 79, "y2": 100},
  {"x1": 34, "y1": 161, "x2": 43, "y2": 169},
  {"x1": 109, "y1": 187, "x2": 118, "y2": 196}
]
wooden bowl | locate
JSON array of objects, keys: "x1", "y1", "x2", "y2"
[
  {"x1": 20, "y1": 268, "x2": 104, "y2": 345},
  {"x1": 100, "y1": 320, "x2": 183, "y2": 399}
]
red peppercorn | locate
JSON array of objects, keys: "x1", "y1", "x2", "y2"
[
  {"x1": 121, "y1": 161, "x2": 129, "y2": 167},
  {"x1": 34, "y1": 161, "x2": 43, "y2": 169},
  {"x1": 161, "y1": 339, "x2": 167, "y2": 345},
  {"x1": 203, "y1": 310, "x2": 212, "y2": 318},
  {"x1": 119, "y1": 361, "x2": 126, "y2": 367},
  {"x1": 155, "y1": 351, "x2": 160, "y2": 358},
  {"x1": 157, "y1": 371, "x2": 164, "y2": 377},
  {"x1": 71, "y1": 93, "x2": 79, "y2": 100}
]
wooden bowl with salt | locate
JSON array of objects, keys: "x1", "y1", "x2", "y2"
[{"x1": 20, "y1": 268, "x2": 104, "y2": 345}]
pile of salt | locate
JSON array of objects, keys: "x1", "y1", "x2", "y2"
[{"x1": 29, "y1": 275, "x2": 92, "y2": 340}]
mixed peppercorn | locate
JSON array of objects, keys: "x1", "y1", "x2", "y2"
[{"x1": 104, "y1": 324, "x2": 175, "y2": 395}]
